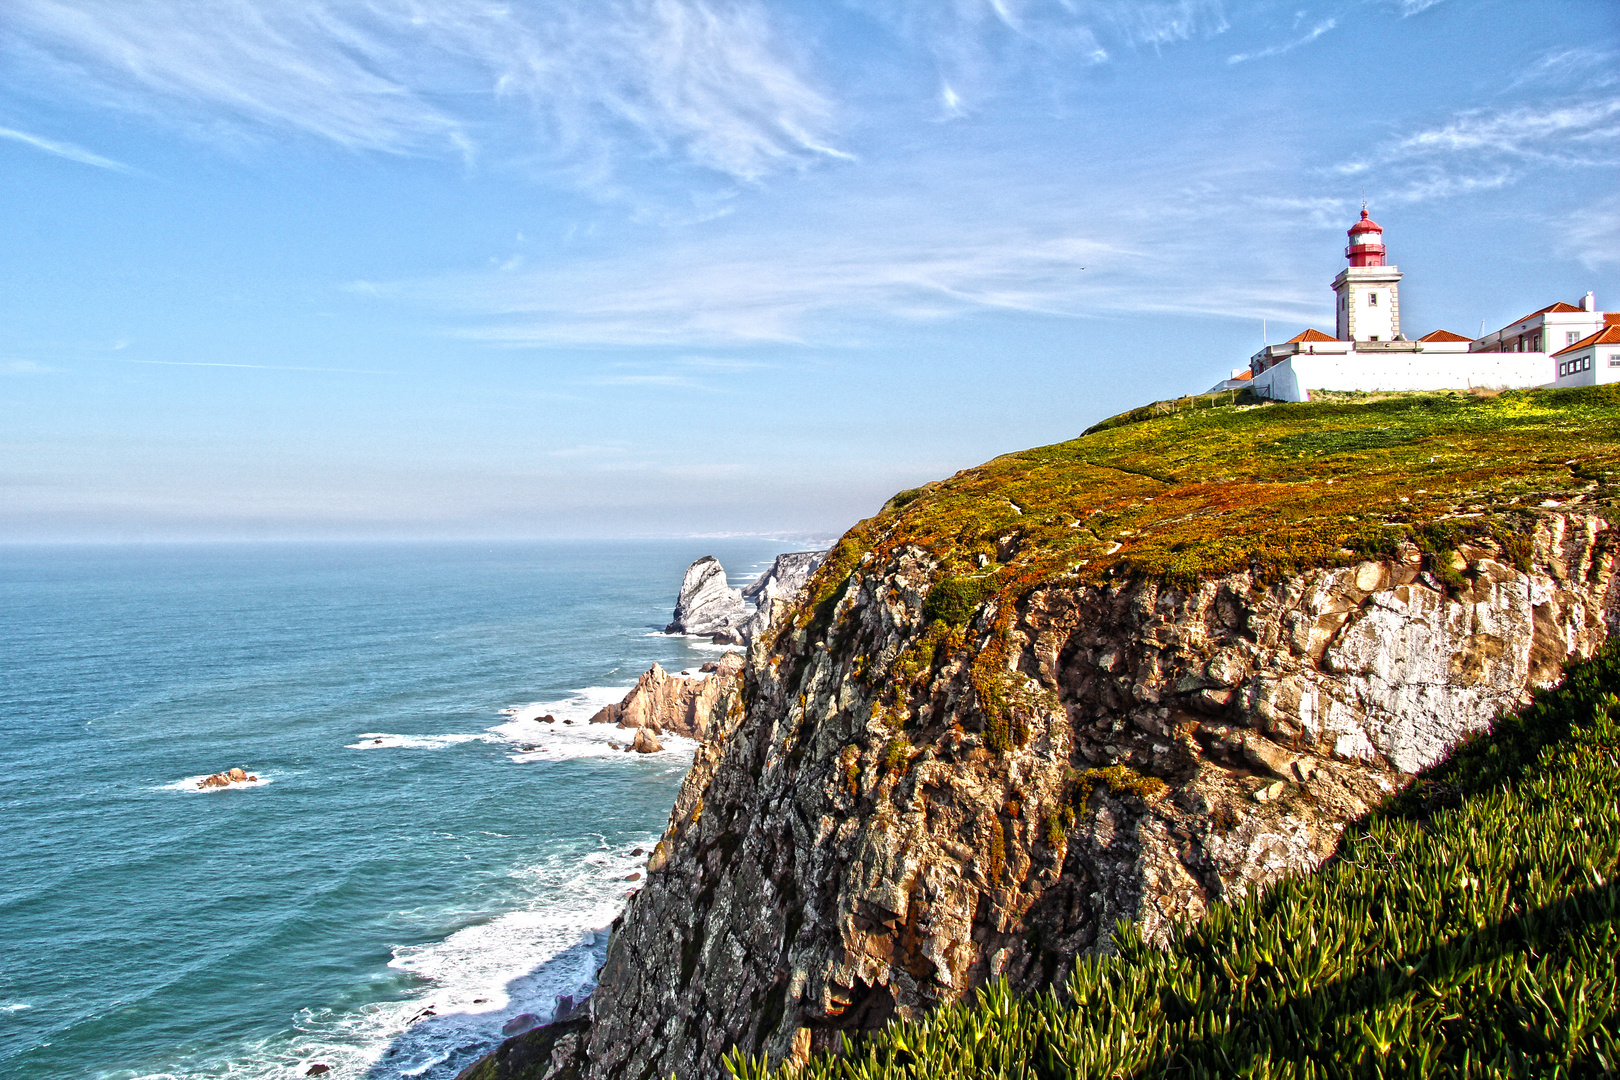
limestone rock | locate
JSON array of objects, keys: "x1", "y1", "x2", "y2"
[
  {"x1": 589, "y1": 655, "x2": 743, "y2": 742},
  {"x1": 559, "y1": 512, "x2": 1615, "y2": 1080},
  {"x1": 741, "y1": 551, "x2": 827, "y2": 604},
  {"x1": 666, "y1": 557, "x2": 750, "y2": 639},
  {"x1": 666, "y1": 551, "x2": 829, "y2": 645}
]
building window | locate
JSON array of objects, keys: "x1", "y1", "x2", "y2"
[
  {"x1": 1568, "y1": 331, "x2": 1580, "y2": 345},
  {"x1": 1560, "y1": 362, "x2": 1568, "y2": 376},
  {"x1": 1609, "y1": 354, "x2": 1620, "y2": 367},
  {"x1": 1532, "y1": 333, "x2": 1541, "y2": 351},
  {"x1": 1368, "y1": 292, "x2": 1378, "y2": 306}
]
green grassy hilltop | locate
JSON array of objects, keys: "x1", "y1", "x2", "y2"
[{"x1": 807, "y1": 387, "x2": 1620, "y2": 621}]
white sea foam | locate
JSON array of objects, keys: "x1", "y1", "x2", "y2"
[
  {"x1": 183, "y1": 835, "x2": 660, "y2": 1080},
  {"x1": 158, "y1": 773, "x2": 276, "y2": 793},
  {"x1": 1, "y1": 1002, "x2": 29, "y2": 1013},
  {"x1": 490, "y1": 687, "x2": 701, "y2": 762},
  {"x1": 346, "y1": 732, "x2": 495, "y2": 750}
]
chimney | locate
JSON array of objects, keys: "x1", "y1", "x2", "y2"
[{"x1": 1583, "y1": 291, "x2": 1596, "y2": 312}]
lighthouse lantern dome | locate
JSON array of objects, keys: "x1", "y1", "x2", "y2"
[{"x1": 1346, "y1": 208, "x2": 1386, "y2": 267}]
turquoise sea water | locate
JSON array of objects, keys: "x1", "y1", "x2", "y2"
[{"x1": 0, "y1": 540, "x2": 795, "y2": 1080}]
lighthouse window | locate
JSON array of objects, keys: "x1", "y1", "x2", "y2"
[{"x1": 1368, "y1": 292, "x2": 1378, "y2": 306}]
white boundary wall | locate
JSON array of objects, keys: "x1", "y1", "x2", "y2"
[{"x1": 1250, "y1": 353, "x2": 1553, "y2": 402}]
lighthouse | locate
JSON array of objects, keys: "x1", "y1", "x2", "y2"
[{"x1": 1332, "y1": 208, "x2": 1403, "y2": 342}]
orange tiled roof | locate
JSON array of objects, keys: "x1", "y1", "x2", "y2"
[
  {"x1": 1418, "y1": 329, "x2": 1472, "y2": 342},
  {"x1": 1606, "y1": 312, "x2": 1620, "y2": 326},
  {"x1": 1553, "y1": 325, "x2": 1620, "y2": 356},
  {"x1": 1287, "y1": 328, "x2": 1338, "y2": 343},
  {"x1": 1234, "y1": 369, "x2": 1253, "y2": 381},
  {"x1": 1508, "y1": 301, "x2": 1585, "y2": 327}
]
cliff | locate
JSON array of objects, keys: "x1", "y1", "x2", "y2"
[{"x1": 467, "y1": 388, "x2": 1620, "y2": 1080}]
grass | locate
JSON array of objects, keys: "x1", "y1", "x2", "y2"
[
  {"x1": 785, "y1": 387, "x2": 1620, "y2": 746},
  {"x1": 724, "y1": 643, "x2": 1620, "y2": 1079}
]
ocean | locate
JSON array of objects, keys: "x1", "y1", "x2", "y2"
[{"x1": 0, "y1": 539, "x2": 801, "y2": 1080}]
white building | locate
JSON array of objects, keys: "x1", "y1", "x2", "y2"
[
  {"x1": 1551, "y1": 325, "x2": 1620, "y2": 388},
  {"x1": 1230, "y1": 209, "x2": 1613, "y2": 402}
]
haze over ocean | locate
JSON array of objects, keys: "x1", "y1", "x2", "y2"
[{"x1": 0, "y1": 539, "x2": 798, "y2": 1079}]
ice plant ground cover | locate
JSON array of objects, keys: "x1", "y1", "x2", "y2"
[{"x1": 726, "y1": 641, "x2": 1620, "y2": 1078}]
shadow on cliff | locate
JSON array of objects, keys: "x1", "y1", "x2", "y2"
[{"x1": 356, "y1": 934, "x2": 603, "y2": 1080}]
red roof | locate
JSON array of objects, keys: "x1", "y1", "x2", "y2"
[
  {"x1": 1418, "y1": 329, "x2": 1472, "y2": 343},
  {"x1": 1606, "y1": 312, "x2": 1620, "y2": 326},
  {"x1": 1233, "y1": 369, "x2": 1253, "y2": 381},
  {"x1": 1287, "y1": 328, "x2": 1339, "y2": 343},
  {"x1": 1508, "y1": 301, "x2": 1585, "y2": 327},
  {"x1": 1554, "y1": 325, "x2": 1620, "y2": 356},
  {"x1": 1348, "y1": 209, "x2": 1383, "y2": 235}
]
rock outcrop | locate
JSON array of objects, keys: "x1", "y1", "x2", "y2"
[
  {"x1": 589, "y1": 653, "x2": 744, "y2": 742},
  {"x1": 667, "y1": 552, "x2": 829, "y2": 645},
  {"x1": 558, "y1": 512, "x2": 1616, "y2": 1080},
  {"x1": 197, "y1": 768, "x2": 258, "y2": 789},
  {"x1": 739, "y1": 551, "x2": 828, "y2": 642},
  {"x1": 666, "y1": 557, "x2": 751, "y2": 641}
]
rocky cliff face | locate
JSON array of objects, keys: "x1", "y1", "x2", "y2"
[{"x1": 572, "y1": 512, "x2": 1615, "y2": 1080}]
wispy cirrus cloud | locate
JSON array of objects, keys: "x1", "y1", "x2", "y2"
[
  {"x1": 0, "y1": 125, "x2": 134, "y2": 171},
  {"x1": 1562, "y1": 194, "x2": 1620, "y2": 270},
  {"x1": 351, "y1": 182, "x2": 1328, "y2": 350},
  {"x1": 1337, "y1": 94, "x2": 1620, "y2": 203},
  {"x1": 355, "y1": 228, "x2": 1128, "y2": 347},
  {"x1": 839, "y1": 0, "x2": 1226, "y2": 113},
  {"x1": 1227, "y1": 18, "x2": 1335, "y2": 64},
  {"x1": 2, "y1": 0, "x2": 842, "y2": 185}
]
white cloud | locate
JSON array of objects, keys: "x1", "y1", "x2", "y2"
[
  {"x1": 1562, "y1": 194, "x2": 1620, "y2": 270},
  {"x1": 3, "y1": 0, "x2": 841, "y2": 185},
  {"x1": 1390, "y1": 98, "x2": 1620, "y2": 163},
  {"x1": 1227, "y1": 18, "x2": 1335, "y2": 64},
  {"x1": 1337, "y1": 95, "x2": 1620, "y2": 204},
  {"x1": 352, "y1": 185, "x2": 1330, "y2": 349},
  {"x1": 0, "y1": 125, "x2": 134, "y2": 171}
]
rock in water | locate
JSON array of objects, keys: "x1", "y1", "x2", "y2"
[
  {"x1": 665, "y1": 556, "x2": 750, "y2": 639},
  {"x1": 227, "y1": 768, "x2": 247, "y2": 782},
  {"x1": 631, "y1": 728, "x2": 662, "y2": 754},
  {"x1": 502, "y1": 1013, "x2": 539, "y2": 1037},
  {"x1": 588, "y1": 655, "x2": 743, "y2": 742},
  {"x1": 305, "y1": 1066, "x2": 330, "y2": 1077}
]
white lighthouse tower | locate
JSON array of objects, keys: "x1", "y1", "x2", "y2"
[{"x1": 1332, "y1": 207, "x2": 1403, "y2": 342}]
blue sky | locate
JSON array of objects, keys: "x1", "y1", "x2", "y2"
[{"x1": 2, "y1": 0, "x2": 1616, "y2": 541}]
